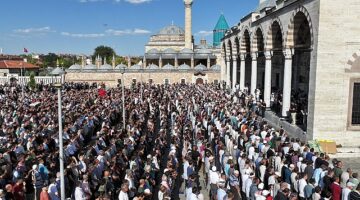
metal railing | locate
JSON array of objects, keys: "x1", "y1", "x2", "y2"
[{"x1": 0, "y1": 76, "x2": 61, "y2": 85}]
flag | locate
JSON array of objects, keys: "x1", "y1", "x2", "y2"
[
  {"x1": 23, "y1": 48, "x2": 28, "y2": 53},
  {"x1": 98, "y1": 88, "x2": 107, "y2": 97}
]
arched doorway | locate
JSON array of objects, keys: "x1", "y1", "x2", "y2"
[
  {"x1": 269, "y1": 20, "x2": 285, "y2": 114},
  {"x1": 285, "y1": 10, "x2": 312, "y2": 128},
  {"x1": 241, "y1": 29, "x2": 251, "y2": 91},
  {"x1": 253, "y1": 28, "x2": 265, "y2": 97},
  {"x1": 196, "y1": 78, "x2": 204, "y2": 85},
  {"x1": 228, "y1": 40, "x2": 233, "y2": 86},
  {"x1": 292, "y1": 12, "x2": 311, "y2": 128},
  {"x1": 234, "y1": 37, "x2": 240, "y2": 87}
]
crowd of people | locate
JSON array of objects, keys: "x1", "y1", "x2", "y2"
[{"x1": 0, "y1": 81, "x2": 359, "y2": 200}]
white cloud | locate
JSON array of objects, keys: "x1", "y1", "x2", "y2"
[
  {"x1": 124, "y1": 0, "x2": 152, "y2": 4},
  {"x1": 106, "y1": 28, "x2": 151, "y2": 36},
  {"x1": 61, "y1": 32, "x2": 105, "y2": 38},
  {"x1": 133, "y1": 29, "x2": 151, "y2": 34},
  {"x1": 195, "y1": 30, "x2": 213, "y2": 37},
  {"x1": 14, "y1": 26, "x2": 54, "y2": 34}
]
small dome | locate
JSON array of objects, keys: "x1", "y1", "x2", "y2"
[
  {"x1": 211, "y1": 64, "x2": 221, "y2": 71},
  {"x1": 162, "y1": 63, "x2": 174, "y2": 70},
  {"x1": 68, "y1": 64, "x2": 82, "y2": 70},
  {"x1": 147, "y1": 49, "x2": 160, "y2": 54},
  {"x1": 115, "y1": 63, "x2": 127, "y2": 70},
  {"x1": 196, "y1": 48, "x2": 211, "y2": 54},
  {"x1": 162, "y1": 48, "x2": 176, "y2": 54},
  {"x1": 194, "y1": 63, "x2": 207, "y2": 71},
  {"x1": 180, "y1": 48, "x2": 193, "y2": 54},
  {"x1": 100, "y1": 64, "x2": 113, "y2": 70},
  {"x1": 50, "y1": 67, "x2": 65, "y2": 75},
  {"x1": 147, "y1": 64, "x2": 159, "y2": 69},
  {"x1": 158, "y1": 25, "x2": 185, "y2": 35},
  {"x1": 178, "y1": 63, "x2": 191, "y2": 70},
  {"x1": 83, "y1": 64, "x2": 97, "y2": 70},
  {"x1": 130, "y1": 64, "x2": 142, "y2": 70}
]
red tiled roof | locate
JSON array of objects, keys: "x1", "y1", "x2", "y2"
[{"x1": 0, "y1": 60, "x2": 39, "y2": 69}]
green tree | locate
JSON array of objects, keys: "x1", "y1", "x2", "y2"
[
  {"x1": 28, "y1": 72, "x2": 36, "y2": 90},
  {"x1": 93, "y1": 46, "x2": 116, "y2": 63},
  {"x1": 41, "y1": 53, "x2": 58, "y2": 68}
]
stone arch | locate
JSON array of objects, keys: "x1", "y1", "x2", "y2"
[
  {"x1": 240, "y1": 28, "x2": 251, "y2": 55},
  {"x1": 251, "y1": 26, "x2": 265, "y2": 53},
  {"x1": 285, "y1": 6, "x2": 314, "y2": 49},
  {"x1": 234, "y1": 36, "x2": 240, "y2": 57},
  {"x1": 227, "y1": 39, "x2": 233, "y2": 60},
  {"x1": 265, "y1": 18, "x2": 285, "y2": 51}
]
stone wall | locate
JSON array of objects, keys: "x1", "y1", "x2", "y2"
[
  {"x1": 65, "y1": 71, "x2": 221, "y2": 88},
  {"x1": 312, "y1": 0, "x2": 360, "y2": 147}
]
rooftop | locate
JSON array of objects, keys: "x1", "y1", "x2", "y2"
[{"x1": 0, "y1": 60, "x2": 39, "y2": 69}]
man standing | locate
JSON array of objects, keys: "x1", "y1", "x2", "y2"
[
  {"x1": 342, "y1": 182, "x2": 355, "y2": 200},
  {"x1": 118, "y1": 183, "x2": 129, "y2": 200}
]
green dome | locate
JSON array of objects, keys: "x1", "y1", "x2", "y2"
[
  {"x1": 213, "y1": 14, "x2": 229, "y2": 47},
  {"x1": 214, "y1": 14, "x2": 229, "y2": 31}
]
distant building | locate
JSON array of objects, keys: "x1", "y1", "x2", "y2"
[
  {"x1": 0, "y1": 60, "x2": 39, "y2": 76},
  {"x1": 66, "y1": 0, "x2": 228, "y2": 86}
]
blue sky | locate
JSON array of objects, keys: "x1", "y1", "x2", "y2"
[{"x1": 0, "y1": 0, "x2": 258, "y2": 56}]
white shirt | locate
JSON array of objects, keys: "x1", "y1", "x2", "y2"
[
  {"x1": 298, "y1": 178, "x2": 307, "y2": 198},
  {"x1": 158, "y1": 190, "x2": 164, "y2": 200},
  {"x1": 245, "y1": 178, "x2": 253, "y2": 198},
  {"x1": 248, "y1": 146, "x2": 255, "y2": 160},
  {"x1": 342, "y1": 187, "x2": 351, "y2": 200},
  {"x1": 209, "y1": 170, "x2": 219, "y2": 185},
  {"x1": 183, "y1": 161, "x2": 189, "y2": 180},
  {"x1": 118, "y1": 191, "x2": 129, "y2": 200},
  {"x1": 74, "y1": 187, "x2": 86, "y2": 200},
  {"x1": 259, "y1": 165, "x2": 266, "y2": 182}
]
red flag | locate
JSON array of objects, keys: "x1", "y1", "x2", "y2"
[
  {"x1": 98, "y1": 88, "x2": 106, "y2": 97},
  {"x1": 23, "y1": 48, "x2": 28, "y2": 53}
]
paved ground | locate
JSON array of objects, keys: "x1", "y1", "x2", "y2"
[{"x1": 337, "y1": 157, "x2": 360, "y2": 173}]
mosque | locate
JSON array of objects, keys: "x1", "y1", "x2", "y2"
[{"x1": 66, "y1": 0, "x2": 229, "y2": 86}]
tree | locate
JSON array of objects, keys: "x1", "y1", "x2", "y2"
[
  {"x1": 41, "y1": 53, "x2": 58, "y2": 68},
  {"x1": 28, "y1": 72, "x2": 36, "y2": 90},
  {"x1": 93, "y1": 46, "x2": 116, "y2": 63}
]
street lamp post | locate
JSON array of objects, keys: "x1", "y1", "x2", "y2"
[
  {"x1": 20, "y1": 62, "x2": 24, "y2": 99},
  {"x1": 54, "y1": 83, "x2": 65, "y2": 200},
  {"x1": 140, "y1": 68, "x2": 143, "y2": 101},
  {"x1": 120, "y1": 67, "x2": 126, "y2": 130}
]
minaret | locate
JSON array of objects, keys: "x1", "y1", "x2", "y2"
[
  {"x1": 112, "y1": 54, "x2": 116, "y2": 69},
  {"x1": 184, "y1": 0, "x2": 193, "y2": 49}
]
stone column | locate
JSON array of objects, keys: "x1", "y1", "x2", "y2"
[
  {"x1": 184, "y1": 0, "x2": 193, "y2": 49},
  {"x1": 207, "y1": 56, "x2": 211, "y2": 69},
  {"x1": 221, "y1": 55, "x2": 226, "y2": 82},
  {"x1": 175, "y1": 55, "x2": 179, "y2": 68},
  {"x1": 191, "y1": 55, "x2": 194, "y2": 68},
  {"x1": 143, "y1": 57, "x2": 147, "y2": 68},
  {"x1": 282, "y1": 48, "x2": 294, "y2": 117},
  {"x1": 232, "y1": 56, "x2": 237, "y2": 89},
  {"x1": 251, "y1": 52, "x2": 258, "y2": 95},
  {"x1": 264, "y1": 51, "x2": 273, "y2": 108},
  {"x1": 127, "y1": 56, "x2": 131, "y2": 68},
  {"x1": 159, "y1": 55, "x2": 163, "y2": 68},
  {"x1": 239, "y1": 54, "x2": 245, "y2": 91},
  {"x1": 226, "y1": 57, "x2": 231, "y2": 87}
]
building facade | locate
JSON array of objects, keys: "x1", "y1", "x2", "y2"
[
  {"x1": 222, "y1": 0, "x2": 360, "y2": 146},
  {"x1": 66, "y1": 0, "x2": 228, "y2": 87}
]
